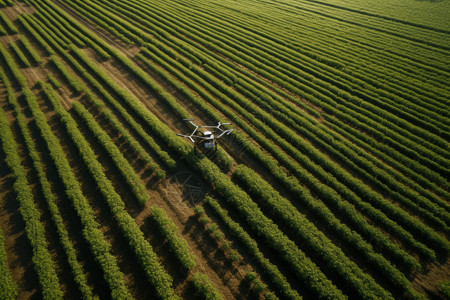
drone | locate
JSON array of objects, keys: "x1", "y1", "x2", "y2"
[{"x1": 176, "y1": 119, "x2": 233, "y2": 152}]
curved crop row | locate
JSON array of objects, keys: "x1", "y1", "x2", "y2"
[
  {"x1": 151, "y1": 0, "x2": 450, "y2": 139},
  {"x1": 54, "y1": 37, "x2": 348, "y2": 300},
  {"x1": 124, "y1": 2, "x2": 447, "y2": 187}
]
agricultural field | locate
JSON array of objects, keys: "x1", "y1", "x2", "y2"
[{"x1": 0, "y1": 0, "x2": 449, "y2": 299}]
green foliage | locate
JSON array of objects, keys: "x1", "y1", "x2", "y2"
[
  {"x1": 0, "y1": 43, "x2": 63, "y2": 300},
  {"x1": 0, "y1": 68, "x2": 95, "y2": 299},
  {"x1": 50, "y1": 55, "x2": 84, "y2": 93},
  {"x1": 9, "y1": 41, "x2": 31, "y2": 67},
  {"x1": 42, "y1": 82, "x2": 176, "y2": 300},
  {"x1": 438, "y1": 280, "x2": 450, "y2": 298},
  {"x1": 2, "y1": 42, "x2": 131, "y2": 298},
  {"x1": 71, "y1": 100, "x2": 149, "y2": 205},
  {"x1": 26, "y1": 0, "x2": 110, "y2": 59},
  {"x1": 17, "y1": 14, "x2": 55, "y2": 56},
  {"x1": 245, "y1": 271, "x2": 278, "y2": 300},
  {"x1": 150, "y1": 206, "x2": 196, "y2": 273},
  {"x1": 19, "y1": 35, "x2": 43, "y2": 65},
  {"x1": 234, "y1": 164, "x2": 423, "y2": 299},
  {"x1": 139, "y1": 41, "x2": 432, "y2": 268},
  {"x1": 190, "y1": 273, "x2": 223, "y2": 300},
  {"x1": 66, "y1": 45, "x2": 176, "y2": 170},
  {"x1": 47, "y1": 73, "x2": 61, "y2": 89},
  {"x1": 0, "y1": 11, "x2": 17, "y2": 34},
  {"x1": 207, "y1": 198, "x2": 300, "y2": 300},
  {"x1": 0, "y1": 228, "x2": 17, "y2": 299}
]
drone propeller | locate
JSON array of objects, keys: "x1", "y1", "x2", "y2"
[{"x1": 177, "y1": 119, "x2": 233, "y2": 143}]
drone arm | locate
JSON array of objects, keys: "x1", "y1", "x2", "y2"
[
  {"x1": 176, "y1": 133, "x2": 195, "y2": 143},
  {"x1": 216, "y1": 129, "x2": 234, "y2": 139}
]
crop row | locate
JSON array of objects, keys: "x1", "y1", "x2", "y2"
[
  {"x1": 77, "y1": 0, "x2": 450, "y2": 180},
  {"x1": 23, "y1": 3, "x2": 398, "y2": 296},
  {"x1": 26, "y1": 83, "x2": 133, "y2": 296},
  {"x1": 19, "y1": 0, "x2": 444, "y2": 262},
  {"x1": 0, "y1": 0, "x2": 13, "y2": 7},
  {"x1": 193, "y1": 206, "x2": 242, "y2": 263},
  {"x1": 19, "y1": 10, "x2": 175, "y2": 172},
  {"x1": 0, "y1": 44, "x2": 64, "y2": 300},
  {"x1": 0, "y1": 66, "x2": 95, "y2": 299},
  {"x1": 0, "y1": 10, "x2": 17, "y2": 34},
  {"x1": 0, "y1": 227, "x2": 16, "y2": 299},
  {"x1": 189, "y1": 273, "x2": 222, "y2": 300},
  {"x1": 54, "y1": 14, "x2": 233, "y2": 171},
  {"x1": 150, "y1": 206, "x2": 196, "y2": 274},
  {"x1": 88, "y1": 97, "x2": 164, "y2": 178},
  {"x1": 51, "y1": 49, "x2": 173, "y2": 171},
  {"x1": 52, "y1": 39, "x2": 342, "y2": 293},
  {"x1": 62, "y1": 44, "x2": 177, "y2": 169},
  {"x1": 245, "y1": 271, "x2": 278, "y2": 300},
  {"x1": 135, "y1": 0, "x2": 450, "y2": 101},
  {"x1": 38, "y1": 28, "x2": 351, "y2": 299},
  {"x1": 9, "y1": 41, "x2": 31, "y2": 67},
  {"x1": 322, "y1": 117, "x2": 450, "y2": 200},
  {"x1": 71, "y1": 100, "x2": 149, "y2": 205},
  {"x1": 108, "y1": 0, "x2": 450, "y2": 163},
  {"x1": 24, "y1": 0, "x2": 111, "y2": 59},
  {"x1": 155, "y1": 0, "x2": 450, "y2": 137},
  {"x1": 139, "y1": 44, "x2": 449, "y2": 236},
  {"x1": 233, "y1": 164, "x2": 422, "y2": 299},
  {"x1": 83, "y1": 0, "x2": 446, "y2": 200},
  {"x1": 124, "y1": 2, "x2": 448, "y2": 188},
  {"x1": 33, "y1": 10, "x2": 86, "y2": 48},
  {"x1": 41, "y1": 81, "x2": 178, "y2": 299},
  {"x1": 135, "y1": 49, "x2": 434, "y2": 263},
  {"x1": 228, "y1": 69, "x2": 450, "y2": 228},
  {"x1": 19, "y1": 35, "x2": 43, "y2": 64},
  {"x1": 0, "y1": 102, "x2": 63, "y2": 298},
  {"x1": 156, "y1": 0, "x2": 448, "y2": 165},
  {"x1": 207, "y1": 196, "x2": 306, "y2": 300},
  {"x1": 18, "y1": 11, "x2": 182, "y2": 298},
  {"x1": 138, "y1": 48, "x2": 450, "y2": 239},
  {"x1": 0, "y1": 75, "x2": 18, "y2": 300},
  {"x1": 140, "y1": 26, "x2": 447, "y2": 203},
  {"x1": 3, "y1": 39, "x2": 132, "y2": 298},
  {"x1": 17, "y1": 14, "x2": 55, "y2": 55},
  {"x1": 218, "y1": 0, "x2": 450, "y2": 81},
  {"x1": 224, "y1": 58, "x2": 450, "y2": 210}
]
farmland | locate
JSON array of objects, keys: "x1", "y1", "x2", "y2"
[{"x1": 0, "y1": 0, "x2": 449, "y2": 298}]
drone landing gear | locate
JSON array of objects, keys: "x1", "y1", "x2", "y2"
[{"x1": 194, "y1": 139, "x2": 217, "y2": 155}]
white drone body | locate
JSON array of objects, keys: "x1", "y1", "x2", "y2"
[{"x1": 176, "y1": 119, "x2": 233, "y2": 150}]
